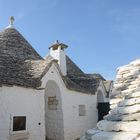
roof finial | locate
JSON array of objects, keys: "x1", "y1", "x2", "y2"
[
  {"x1": 6, "y1": 16, "x2": 15, "y2": 28},
  {"x1": 9, "y1": 16, "x2": 14, "y2": 26},
  {"x1": 55, "y1": 40, "x2": 59, "y2": 44}
]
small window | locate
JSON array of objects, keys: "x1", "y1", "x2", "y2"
[
  {"x1": 13, "y1": 116, "x2": 26, "y2": 131},
  {"x1": 79, "y1": 105, "x2": 86, "y2": 116}
]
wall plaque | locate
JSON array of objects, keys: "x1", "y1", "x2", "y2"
[{"x1": 48, "y1": 96, "x2": 58, "y2": 110}]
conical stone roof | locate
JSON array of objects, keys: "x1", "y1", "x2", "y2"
[
  {"x1": 0, "y1": 26, "x2": 45, "y2": 88},
  {"x1": 0, "y1": 27, "x2": 42, "y2": 60}
]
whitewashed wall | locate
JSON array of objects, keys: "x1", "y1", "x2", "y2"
[
  {"x1": 62, "y1": 89, "x2": 98, "y2": 140},
  {"x1": 41, "y1": 64, "x2": 98, "y2": 140},
  {"x1": 0, "y1": 86, "x2": 45, "y2": 140}
]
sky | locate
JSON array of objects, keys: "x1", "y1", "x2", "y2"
[{"x1": 0, "y1": 0, "x2": 140, "y2": 80}]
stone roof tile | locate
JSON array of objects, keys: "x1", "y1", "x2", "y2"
[{"x1": 0, "y1": 27, "x2": 107, "y2": 94}]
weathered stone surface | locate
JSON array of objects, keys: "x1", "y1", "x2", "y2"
[
  {"x1": 104, "y1": 113, "x2": 122, "y2": 121},
  {"x1": 97, "y1": 120, "x2": 140, "y2": 133},
  {"x1": 121, "y1": 112, "x2": 140, "y2": 121},
  {"x1": 130, "y1": 59, "x2": 140, "y2": 66},
  {"x1": 118, "y1": 98, "x2": 140, "y2": 106},
  {"x1": 91, "y1": 132, "x2": 138, "y2": 140},
  {"x1": 110, "y1": 104, "x2": 118, "y2": 109},
  {"x1": 81, "y1": 58, "x2": 140, "y2": 140},
  {"x1": 110, "y1": 98, "x2": 122, "y2": 105},
  {"x1": 110, "y1": 90, "x2": 122, "y2": 98},
  {"x1": 117, "y1": 64, "x2": 131, "y2": 73},
  {"x1": 80, "y1": 136, "x2": 86, "y2": 140},
  {"x1": 136, "y1": 137, "x2": 140, "y2": 140},
  {"x1": 121, "y1": 88, "x2": 135, "y2": 95},
  {"x1": 110, "y1": 104, "x2": 140, "y2": 115},
  {"x1": 81, "y1": 130, "x2": 139, "y2": 140},
  {"x1": 125, "y1": 91, "x2": 140, "y2": 99},
  {"x1": 104, "y1": 112, "x2": 140, "y2": 121},
  {"x1": 85, "y1": 128, "x2": 101, "y2": 140}
]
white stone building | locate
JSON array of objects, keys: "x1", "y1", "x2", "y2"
[{"x1": 0, "y1": 17, "x2": 112, "y2": 140}]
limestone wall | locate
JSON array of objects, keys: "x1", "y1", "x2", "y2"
[{"x1": 81, "y1": 59, "x2": 140, "y2": 140}]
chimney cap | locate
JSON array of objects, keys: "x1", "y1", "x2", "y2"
[{"x1": 49, "y1": 40, "x2": 68, "y2": 50}]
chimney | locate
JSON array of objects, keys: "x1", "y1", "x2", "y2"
[{"x1": 49, "y1": 40, "x2": 68, "y2": 76}]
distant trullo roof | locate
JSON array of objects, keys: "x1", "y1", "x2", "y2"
[{"x1": 0, "y1": 17, "x2": 108, "y2": 94}]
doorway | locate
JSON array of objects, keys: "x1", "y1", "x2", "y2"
[
  {"x1": 97, "y1": 91, "x2": 110, "y2": 121},
  {"x1": 45, "y1": 80, "x2": 64, "y2": 140}
]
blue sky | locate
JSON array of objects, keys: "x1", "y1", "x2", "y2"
[{"x1": 0, "y1": 0, "x2": 140, "y2": 80}]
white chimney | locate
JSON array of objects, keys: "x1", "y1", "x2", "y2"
[{"x1": 49, "y1": 40, "x2": 68, "y2": 76}]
